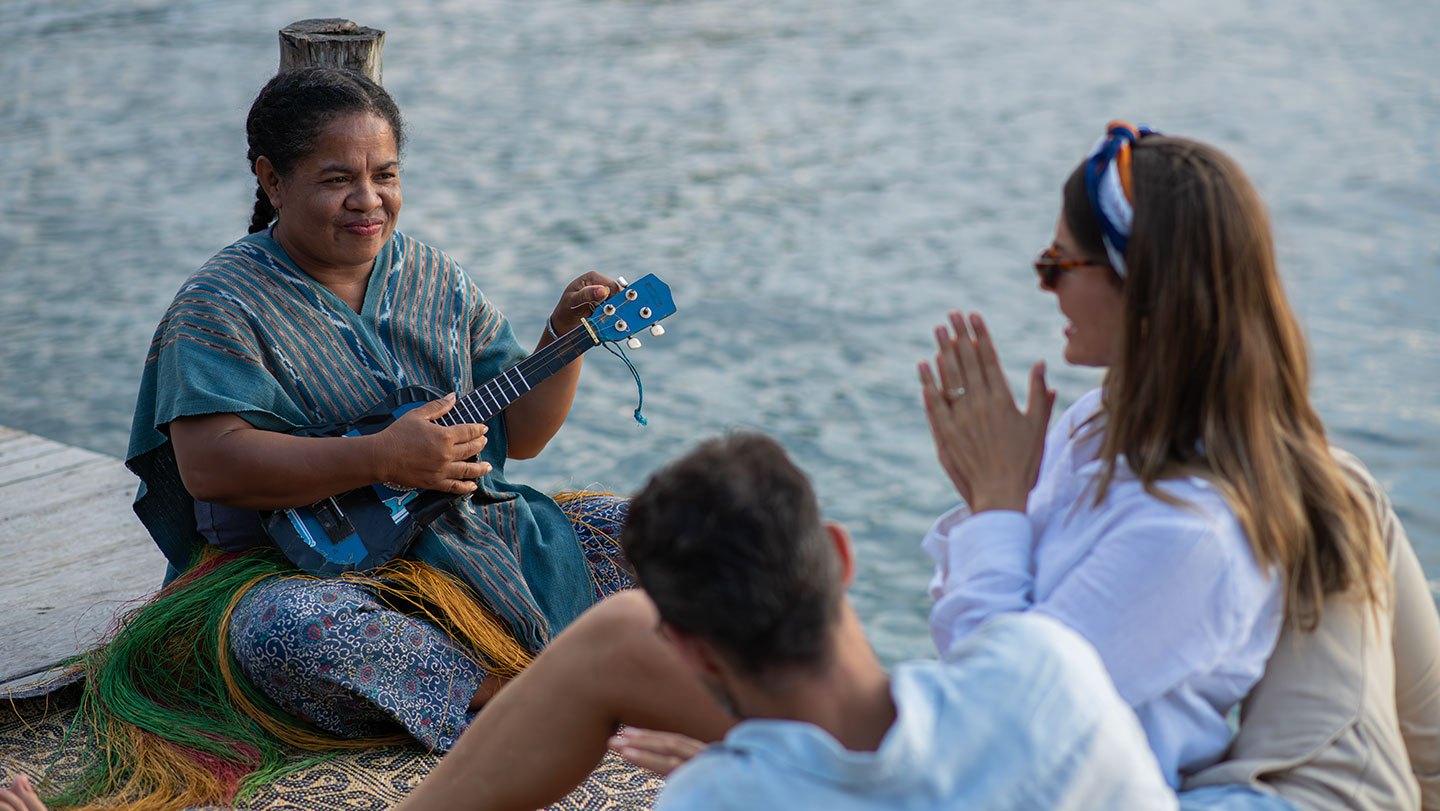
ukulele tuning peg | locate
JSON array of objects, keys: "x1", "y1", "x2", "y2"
[
  {"x1": 649, "y1": 324, "x2": 665, "y2": 337},
  {"x1": 626, "y1": 336, "x2": 642, "y2": 350},
  {"x1": 616, "y1": 276, "x2": 629, "y2": 289}
]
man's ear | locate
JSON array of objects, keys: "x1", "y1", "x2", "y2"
[
  {"x1": 661, "y1": 622, "x2": 726, "y2": 678},
  {"x1": 825, "y1": 521, "x2": 856, "y2": 588},
  {"x1": 254, "y1": 156, "x2": 284, "y2": 209}
]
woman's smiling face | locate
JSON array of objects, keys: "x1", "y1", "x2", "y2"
[
  {"x1": 258, "y1": 111, "x2": 401, "y2": 280},
  {"x1": 1047, "y1": 212, "x2": 1124, "y2": 368}
]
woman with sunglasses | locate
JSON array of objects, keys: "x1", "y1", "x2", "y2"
[{"x1": 920, "y1": 123, "x2": 1439, "y2": 808}]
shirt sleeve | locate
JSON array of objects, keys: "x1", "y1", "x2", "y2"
[
  {"x1": 923, "y1": 390, "x2": 1105, "y2": 655},
  {"x1": 1375, "y1": 476, "x2": 1440, "y2": 803},
  {"x1": 147, "y1": 279, "x2": 304, "y2": 433},
  {"x1": 1327, "y1": 451, "x2": 1440, "y2": 798},
  {"x1": 925, "y1": 508, "x2": 1036, "y2": 657},
  {"x1": 929, "y1": 492, "x2": 1270, "y2": 710}
]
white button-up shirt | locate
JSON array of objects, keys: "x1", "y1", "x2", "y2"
[{"x1": 923, "y1": 388, "x2": 1284, "y2": 787}]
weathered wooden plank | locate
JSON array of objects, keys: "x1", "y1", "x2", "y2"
[
  {"x1": 0, "y1": 460, "x2": 139, "y2": 528},
  {"x1": 0, "y1": 427, "x2": 164, "y2": 687},
  {"x1": 0, "y1": 433, "x2": 91, "y2": 465},
  {"x1": 0, "y1": 449, "x2": 115, "y2": 489}
]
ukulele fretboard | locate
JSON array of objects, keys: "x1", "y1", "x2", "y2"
[{"x1": 437, "y1": 326, "x2": 596, "y2": 426}]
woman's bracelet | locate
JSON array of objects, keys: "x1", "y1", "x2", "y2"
[{"x1": 546, "y1": 316, "x2": 560, "y2": 340}]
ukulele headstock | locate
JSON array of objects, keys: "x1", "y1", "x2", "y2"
[{"x1": 587, "y1": 274, "x2": 676, "y2": 344}]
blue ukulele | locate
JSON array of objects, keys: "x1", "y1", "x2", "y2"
[{"x1": 263, "y1": 274, "x2": 676, "y2": 576}]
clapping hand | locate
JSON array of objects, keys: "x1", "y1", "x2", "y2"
[{"x1": 918, "y1": 311, "x2": 1054, "y2": 513}]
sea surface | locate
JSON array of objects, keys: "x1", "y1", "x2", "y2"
[{"x1": 2, "y1": 0, "x2": 1436, "y2": 663}]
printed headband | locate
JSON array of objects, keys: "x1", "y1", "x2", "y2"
[{"x1": 1083, "y1": 120, "x2": 1159, "y2": 278}]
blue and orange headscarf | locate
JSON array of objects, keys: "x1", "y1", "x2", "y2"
[{"x1": 1083, "y1": 120, "x2": 1160, "y2": 278}]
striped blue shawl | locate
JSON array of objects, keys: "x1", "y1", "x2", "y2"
[{"x1": 126, "y1": 229, "x2": 592, "y2": 650}]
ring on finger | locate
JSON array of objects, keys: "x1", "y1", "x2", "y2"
[{"x1": 944, "y1": 387, "x2": 966, "y2": 401}]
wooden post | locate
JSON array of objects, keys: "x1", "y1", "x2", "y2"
[{"x1": 278, "y1": 18, "x2": 385, "y2": 84}]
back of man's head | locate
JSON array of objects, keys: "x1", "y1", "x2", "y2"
[{"x1": 622, "y1": 432, "x2": 843, "y2": 678}]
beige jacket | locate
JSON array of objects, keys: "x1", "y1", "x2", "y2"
[{"x1": 1183, "y1": 450, "x2": 1440, "y2": 810}]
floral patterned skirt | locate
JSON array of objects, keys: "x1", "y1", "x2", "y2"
[{"x1": 228, "y1": 494, "x2": 630, "y2": 751}]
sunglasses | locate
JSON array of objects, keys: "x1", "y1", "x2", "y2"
[{"x1": 1033, "y1": 246, "x2": 1101, "y2": 289}]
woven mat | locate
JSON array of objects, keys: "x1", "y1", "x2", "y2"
[{"x1": 0, "y1": 685, "x2": 663, "y2": 810}]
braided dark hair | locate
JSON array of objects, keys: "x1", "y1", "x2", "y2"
[{"x1": 245, "y1": 68, "x2": 406, "y2": 234}]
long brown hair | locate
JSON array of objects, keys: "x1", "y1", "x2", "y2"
[{"x1": 1063, "y1": 136, "x2": 1387, "y2": 628}]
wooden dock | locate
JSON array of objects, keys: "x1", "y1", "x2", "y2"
[
  {"x1": 0, "y1": 426, "x2": 664, "y2": 810},
  {"x1": 0, "y1": 426, "x2": 165, "y2": 690}
]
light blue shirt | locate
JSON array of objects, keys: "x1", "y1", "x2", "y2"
[{"x1": 656, "y1": 613, "x2": 1176, "y2": 811}]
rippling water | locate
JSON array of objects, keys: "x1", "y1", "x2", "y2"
[{"x1": 2, "y1": 0, "x2": 1436, "y2": 662}]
